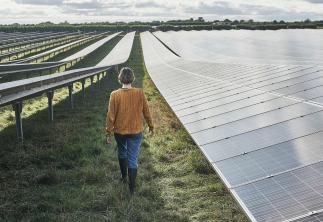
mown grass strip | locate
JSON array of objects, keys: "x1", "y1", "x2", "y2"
[{"x1": 0, "y1": 34, "x2": 248, "y2": 221}]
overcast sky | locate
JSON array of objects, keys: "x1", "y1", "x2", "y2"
[{"x1": 1, "y1": 0, "x2": 323, "y2": 24}]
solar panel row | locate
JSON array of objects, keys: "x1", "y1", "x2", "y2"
[
  {"x1": 140, "y1": 31, "x2": 323, "y2": 222},
  {"x1": 0, "y1": 32, "x2": 54, "y2": 46},
  {"x1": 96, "y1": 32, "x2": 135, "y2": 67},
  {"x1": 15, "y1": 33, "x2": 99, "y2": 64},
  {"x1": 61, "y1": 32, "x2": 119, "y2": 62},
  {"x1": 0, "y1": 32, "x2": 70, "y2": 53}
]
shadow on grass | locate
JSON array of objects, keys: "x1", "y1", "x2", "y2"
[{"x1": 0, "y1": 35, "x2": 186, "y2": 221}]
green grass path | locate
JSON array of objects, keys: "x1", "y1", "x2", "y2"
[{"x1": 0, "y1": 34, "x2": 248, "y2": 222}]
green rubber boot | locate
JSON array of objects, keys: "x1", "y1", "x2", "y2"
[
  {"x1": 128, "y1": 168, "x2": 137, "y2": 195},
  {"x1": 118, "y1": 158, "x2": 128, "y2": 183}
]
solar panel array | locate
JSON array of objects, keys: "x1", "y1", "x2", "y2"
[
  {"x1": 0, "y1": 32, "x2": 134, "y2": 142},
  {"x1": 0, "y1": 32, "x2": 135, "y2": 107},
  {"x1": 0, "y1": 33, "x2": 110, "y2": 77},
  {"x1": 140, "y1": 31, "x2": 323, "y2": 222},
  {"x1": 0, "y1": 32, "x2": 70, "y2": 53},
  {"x1": 15, "y1": 34, "x2": 98, "y2": 64},
  {"x1": 0, "y1": 32, "x2": 55, "y2": 48}
]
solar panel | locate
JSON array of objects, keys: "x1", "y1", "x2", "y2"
[
  {"x1": 191, "y1": 103, "x2": 322, "y2": 146},
  {"x1": 185, "y1": 97, "x2": 298, "y2": 133},
  {"x1": 140, "y1": 31, "x2": 323, "y2": 222},
  {"x1": 215, "y1": 131, "x2": 323, "y2": 188},
  {"x1": 312, "y1": 97, "x2": 323, "y2": 104},
  {"x1": 260, "y1": 71, "x2": 323, "y2": 91},
  {"x1": 202, "y1": 111, "x2": 323, "y2": 162},
  {"x1": 280, "y1": 85, "x2": 323, "y2": 100},
  {"x1": 293, "y1": 211, "x2": 323, "y2": 222},
  {"x1": 179, "y1": 93, "x2": 279, "y2": 124},
  {"x1": 233, "y1": 162, "x2": 323, "y2": 222}
]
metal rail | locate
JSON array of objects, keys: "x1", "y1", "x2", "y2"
[{"x1": 0, "y1": 62, "x2": 64, "y2": 77}]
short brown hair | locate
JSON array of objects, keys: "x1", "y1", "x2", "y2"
[{"x1": 118, "y1": 67, "x2": 135, "y2": 84}]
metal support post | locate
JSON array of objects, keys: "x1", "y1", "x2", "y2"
[
  {"x1": 97, "y1": 74, "x2": 100, "y2": 89},
  {"x1": 68, "y1": 84, "x2": 74, "y2": 109},
  {"x1": 12, "y1": 102, "x2": 23, "y2": 142},
  {"x1": 90, "y1": 76, "x2": 95, "y2": 91},
  {"x1": 47, "y1": 91, "x2": 54, "y2": 122},
  {"x1": 81, "y1": 79, "x2": 86, "y2": 99}
]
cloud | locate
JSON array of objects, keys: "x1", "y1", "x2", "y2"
[
  {"x1": 3, "y1": 0, "x2": 323, "y2": 24},
  {"x1": 56, "y1": 0, "x2": 175, "y2": 17},
  {"x1": 239, "y1": 4, "x2": 286, "y2": 16},
  {"x1": 303, "y1": 0, "x2": 323, "y2": 3},
  {"x1": 59, "y1": 1, "x2": 132, "y2": 16},
  {"x1": 64, "y1": 0, "x2": 102, "y2": 9},
  {"x1": 184, "y1": 2, "x2": 243, "y2": 15},
  {"x1": 14, "y1": 0, "x2": 63, "y2": 5},
  {"x1": 135, "y1": 1, "x2": 160, "y2": 8}
]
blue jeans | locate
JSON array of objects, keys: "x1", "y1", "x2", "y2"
[{"x1": 114, "y1": 132, "x2": 143, "y2": 169}]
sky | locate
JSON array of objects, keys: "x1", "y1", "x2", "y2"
[{"x1": 1, "y1": 0, "x2": 323, "y2": 24}]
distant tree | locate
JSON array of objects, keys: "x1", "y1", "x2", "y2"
[
  {"x1": 59, "y1": 21, "x2": 69, "y2": 25},
  {"x1": 198, "y1": 17, "x2": 204, "y2": 22},
  {"x1": 0, "y1": 17, "x2": 320, "y2": 32},
  {"x1": 39, "y1": 21, "x2": 54, "y2": 26},
  {"x1": 151, "y1": 21, "x2": 160, "y2": 26}
]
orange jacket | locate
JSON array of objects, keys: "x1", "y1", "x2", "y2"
[{"x1": 106, "y1": 88, "x2": 153, "y2": 135}]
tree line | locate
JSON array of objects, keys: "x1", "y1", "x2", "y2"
[{"x1": 0, "y1": 18, "x2": 322, "y2": 32}]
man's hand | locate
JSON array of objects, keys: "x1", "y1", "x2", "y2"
[
  {"x1": 149, "y1": 128, "x2": 154, "y2": 136},
  {"x1": 106, "y1": 135, "x2": 113, "y2": 145}
]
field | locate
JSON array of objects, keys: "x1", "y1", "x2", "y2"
[{"x1": 0, "y1": 34, "x2": 248, "y2": 221}]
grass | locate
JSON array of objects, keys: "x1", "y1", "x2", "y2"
[{"x1": 0, "y1": 34, "x2": 249, "y2": 221}]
